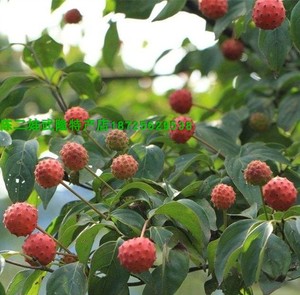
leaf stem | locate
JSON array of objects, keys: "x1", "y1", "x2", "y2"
[{"x1": 5, "y1": 259, "x2": 54, "y2": 272}]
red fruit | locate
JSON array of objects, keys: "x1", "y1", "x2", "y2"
[
  {"x1": 60, "y1": 142, "x2": 89, "y2": 171},
  {"x1": 169, "y1": 89, "x2": 193, "y2": 114},
  {"x1": 3, "y1": 202, "x2": 38, "y2": 237},
  {"x1": 252, "y1": 0, "x2": 285, "y2": 30},
  {"x1": 22, "y1": 233, "x2": 56, "y2": 266},
  {"x1": 169, "y1": 116, "x2": 195, "y2": 144},
  {"x1": 118, "y1": 237, "x2": 156, "y2": 273},
  {"x1": 105, "y1": 129, "x2": 129, "y2": 151},
  {"x1": 111, "y1": 154, "x2": 138, "y2": 180},
  {"x1": 211, "y1": 183, "x2": 236, "y2": 210},
  {"x1": 199, "y1": 0, "x2": 228, "y2": 19},
  {"x1": 64, "y1": 106, "x2": 89, "y2": 130},
  {"x1": 64, "y1": 9, "x2": 82, "y2": 24},
  {"x1": 262, "y1": 176, "x2": 297, "y2": 211},
  {"x1": 34, "y1": 158, "x2": 64, "y2": 188},
  {"x1": 221, "y1": 39, "x2": 244, "y2": 61},
  {"x1": 249, "y1": 112, "x2": 270, "y2": 132},
  {"x1": 244, "y1": 160, "x2": 272, "y2": 186}
]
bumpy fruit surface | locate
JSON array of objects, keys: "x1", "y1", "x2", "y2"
[
  {"x1": 105, "y1": 129, "x2": 129, "y2": 151},
  {"x1": 221, "y1": 39, "x2": 244, "y2": 61},
  {"x1": 118, "y1": 237, "x2": 156, "y2": 273},
  {"x1": 34, "y1": 158, "x2": 64, "y2": 188},
  {"x1": 169, "y1": 116, "x2": 195, "y2": 143},
  {"x1": 249, "y1": 112, "x2": 270, "y2": 132},
  {"x1": 64, "y1": 8, "x2": 82, "y2": 24},
  {"x1": 22, "y1": 233, "x2": 56, "y2": 266},
  {"x1": 60, "y1": 142, "x2": 88, "y2": 171},
  {"x1": 3, "y1": 202, "x2": 38, "y2": 237},
  {"x1": 244, "y1": 160, "x2": 272, "y2": 186},
  {"x1": 169, "y1": 89, "x2": 193, "y2": 114},
  {"x1": 263, "y1": 177, "x2": 297, "y2": 211},
  {"x1": 199, "y1": 0, "x2": 228, "y2": 19},
  {"x1": 211, "y1": 183, "x2": 236, "y2": 210},
  {"x1": 252, "y1": 0, "x2": 285, "y2": 30},
  {"x1": 64, "y1": 106, "x2": 89, "y2": 130},
  {"x1": 111, "y1": 154, "x2": 138, "y2": 180}
]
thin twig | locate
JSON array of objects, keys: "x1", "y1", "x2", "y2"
[{"x1": 5, "y1": 259, "x2": 54, "y2": 273}]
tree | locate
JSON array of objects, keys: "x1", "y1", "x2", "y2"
[{"x1": 0, "y1": 0, "x2": 300, "y2": 294}]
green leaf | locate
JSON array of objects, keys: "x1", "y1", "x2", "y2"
[
  {"x1": 0, "y1": 76, "x2": 28, "y2": 103},
  {"x1": 115, "y1": 0, "x2": 161, "y2": 19},
  {"x1": 34, "y1": 183, "x2": 57, "y2": 210},
  {"x1": 214, "y1": 0, "x2": 247, "y2": 38},
  {"x1": 0, "y1": 283, "x2": 5, "y2": 295},
  {"x1": 46, "y1": 263, "x2": 88, "y2": 295},
  {"x1": 76, "y1": 224, "x2": 105, "y2": 264},
  {"x1": 261, "y1": 234, "x2": 291, "y2": 280},
  {"x1": 150, "y1": 226, "x2": 173, "y2": 250},
  {"x1": 240, "y1": 221, "x2": 273, "y2": 286},
  {"x1": 290, "y1": 1, "x2": 300, "y2": 51},
  {"x1": 277, "y1": 94, "x2": 300, "y2": 131},
  {"x1": 111, "y1": 209, "x2": 145, "y2": 235},
  {"x1": 111, "y1": 181, "x2": 156, "y2": 206},
  {"x1": 22, "y1": 270, "x2": 46, "y2": 295},
  {"x1": 258, "y1": 20, "x2": 291, "y2": 72},
  {"x1": 6, "y1": 270, "x2": 34, "y2": 295},
  {"x1": 51, "y1": 0, "x2": 65, "y2": 11},
  {"x1": 215, "y1": 219, "x2": 257, "y2": 284},
  {"x1": 283, "y1": 218, "x2": 300, "y2": 260},
  {"x1": 66, "y1": 72, "x2": 96, "y2": 99},
  {"x1": 129, "y1": 144, "x2": 164, "y2": 181},
  {"x1": 58, "y1": 214, "x2": 80, "y2": 247},
  {"x1": 0, "y1": 255, "x2": 4, "y2": 276},
  {"x1": 1, "y1": 139, "x2": 38, "y2": 202},
  {"x1": 152, "y1": 199, "x2": 210, "y2": 253},
  {"x1": 93, "y1": 105, "x2": 125, "y2": 122},
  {"x1": 22, "y1": 34, "x2": 63, "y2": 77},
  {"x1": 88, "y1": 240, "x2": 130, "y2": 295},
  {"x1": 153, "y1": 0, "x2": 187, "y2": 21},
  {"x1": 103, "y1": 22, "x2": 120, "y2": 68},
  {"x1": 196, "y1": 123, "x2": 240, "y2": 157},
  {"x1": 0, "y1": 131, "x2": 12, "y2": 147},
  {"x1": 143, "y1": 247, "x2": 189, "y2": 295}
]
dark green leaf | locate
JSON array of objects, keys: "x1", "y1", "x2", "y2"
[
  {"x1": 240, "y1": 221, "x2": 273, "y2": 286},
  {"x1": 88, "y1": 240, "x2": 130, "y2": 295},
  {"x1": 22, "y1": 270, "x2": 46, "y2": 295},
  {"x1": 34, "y1": 183, "x2": 57, "y2": 210},
  {"x1": 258, "y1": 20, "x2": 291, "y2": 72},
  {"x1": 0, "y1": 76, "x2": 28, "y2": 103},
  {"x1": 66, "y1": 72, "x2": 96, "y2": 99},
  {"x1": 103, "y1": 22, "x2": 120, "y2": 68},
  {"x1": 0, "y1": 282, "x2": 5, "y2": 295},
  {"x1": 1, "y1": 139, "x2": 38, "y2": 202},
  {"x1": 129, "y1": 144, "x2": 164, "y2": 181},
  {"x1": 46, "y1": 263, "x2": 87, "y2": 295},
  {"x1": 153, "y1": 0, "x2": 186, "y2": 21},
  {"x1": 215, "y1": 219, "x2": 257, "y2": 284},
  {"x1": 283, "y1": 218, "x2": 300, "y2": 260},
  {"x1": 93, "y1": 106, "x2": 125, "y2": 122},
  {"x1": 150, "y1": 226, "x2": 173, "y2": 250},
  {"x1": 115, "y1": 0, "x2": 161, "y2": 19},
  {"x1": 51, "y1": 0, "x2": 65, "y2": 11},
  {"x1": 290, "y1": 1, "x2": 300, "y2": 51},
  {"x1": 0, "y1": 131, "x2": 12, "y2": 147},
  {"x1": 6, "y1": 270, "x2": 34, "y2": 295},
  {"x1": 76, "y1": 224, "x2": 105, "y2": 263},
  {"x1": 278, "y1": 94, "x2": 300, "y2": 131},
  {"x1": 143, "y1": 247, "x2": 189, "y2": 295}
]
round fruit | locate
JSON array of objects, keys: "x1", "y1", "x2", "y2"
[
  {"x1": 60, "y1": 142, "x2": 89, "y2": 171},
  {"x1": 105, "y1": 129, "x2": 129, "y2": 151},
  {"x1": 249, "y1": 112, "x2": 270, "y2": 132},
  {"x1": 199, "y1": 0, "x2": 228, "y2": 20},
  {"x1": 34, "y1": 158, "x2": 64, "y2": 188},
  {"x1": 64, "y1": 9, "x2": 82, "y2": 24},
  {"x1": 169, "y1": 89, "x2": 193, "y2": 114},
  {"x1": 22, "y1": 233, "x2": 57, "y2": 266},
  {"x1": 169, "y1": 116, "x2": 195, "y2": 143},
  {"x1": 64, "y1": 106, "x2": 89, "y2": 131},
  {"x1": 111, "y1": 154, "x2": 139, "y2": 180},
  {"x1": 252, "y1": 0, "x2": 285, "y2": 30},
  {"x1": 262, "y1": 176, "x2": 297, "y2": 211},
  {"x1": 3, "y1": 202, "x2": 38, "y2": 237},
  {"x1": 244, "y1": 160, "x2": 272, "y2": 186},
  {"x1": 221, "y1": 38, "x2": 244, "y2": 61},
  {"x1": 118, "y1": 237, "x2": 156, "y2": 273},
  {"x1": 211, "y1": 183, "x2": 236, "y2": 210}
]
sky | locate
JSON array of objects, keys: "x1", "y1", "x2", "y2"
[{"x1": 0, "y1": 0, "x2": 216, "y2": 93}]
